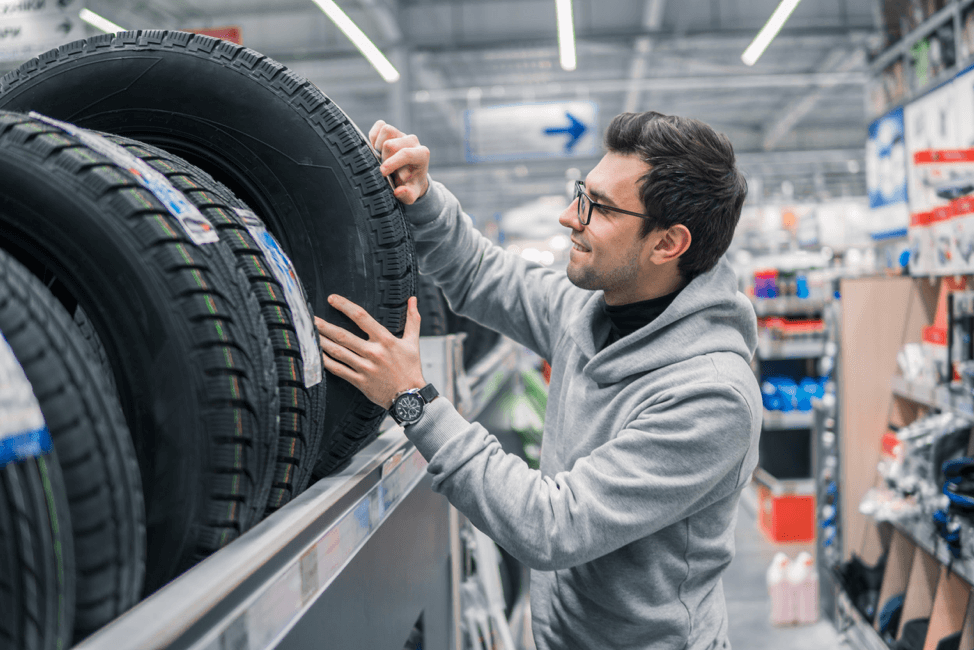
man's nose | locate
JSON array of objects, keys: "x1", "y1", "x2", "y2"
[{"x1": 558, "y1": 200, "x2": 582, "y2": 230}]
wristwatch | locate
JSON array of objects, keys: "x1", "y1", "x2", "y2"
[{"x1": 389, "y1": 383, "x2": 439, "y2": 426}]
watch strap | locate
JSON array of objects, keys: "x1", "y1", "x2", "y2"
[{"x1": 418, "y1": 383, "x2": 438, "y2": 403}]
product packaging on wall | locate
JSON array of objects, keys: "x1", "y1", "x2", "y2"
[
  {"x1": 867, "y1": 106, "x2": 910, "y2": 239},
  {"x1": 902, "y1": 68, "x2": 974, "y2": 276}
]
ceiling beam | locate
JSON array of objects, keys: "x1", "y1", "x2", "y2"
[
  {"x1": 761, "y1": 47, "x2": 867, "y2": 150},
  {"x1": 412, "y1": 71, "x2": 868, "y2": 103}
]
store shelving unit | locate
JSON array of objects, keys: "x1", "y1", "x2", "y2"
[
  {"x1": 753, "y1": 297, "x2": 828, "y2": 490},
  {"x1": 73, "y1": 334, "x2": 526, "y2": 650},
  {"x1": 836, "y1": 583, "x2": 892, "y2": 650},
  {"x1": 829, "y1": 274, "x2": 974, "y2": 649},
  {"x1": 890, "y1": 375, "x2": 974, "y2": 420},
  {"x1": 752, "y1": 297, "x2": 826, "y2": 318},
  {"x1": 762, "y1": 409, "x2": 817, "y2": 430},
  {"x1": 756, "y1": 335, "x2": 829, "y2": 361},
  {"x1": 868, "y1": 0, "x2": 974, "y2": 120}
]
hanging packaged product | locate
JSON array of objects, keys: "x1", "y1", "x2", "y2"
[
  {"x1": 0, "y1": 332, "x2": 51, "y2": 467},
  {"x1": 235, "y1": 208, "x2": 323, "y2": 388}
]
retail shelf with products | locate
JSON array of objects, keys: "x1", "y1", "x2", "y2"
[
  {"x1": 71, "y1": 333, "x2": 525, "y2": 650},
  {"x1": 763, "y1": 409, "x2": 816, "y2": 430},
  {"x1": 753, "y1": 467, "x2": 815, "y2": 496},
  {"x1": 834, "y1": 275, "x2": 974, "y2": 648},
  {"x1": 751, "y1": 297, "x2": 826, "y2": 317},
  {"x1": 869, "y1": 0, "x2": 974, "y2": 117},
  {"x1": 757, "y1": 335, "x2": 829, "y2": 361},
  {"x1": 881, "y1": 515, "x2": 974, "y2": 587},
  {"x1": 890, "y1": 375, "x2": 974, "y2": 420},
  {"x1": 835, "y1": 582, "x2": 893, "y2": 650}
]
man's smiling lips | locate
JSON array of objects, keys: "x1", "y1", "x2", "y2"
[{"x1": 571, "y1": 239, "x2": 589, "y2": 252}]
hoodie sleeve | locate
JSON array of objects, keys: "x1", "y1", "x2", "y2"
[
  {"x1": 406, "y1": 381, "x2": 756, "y2": 572},
  {"x1": 404, "y1": 179, "x2": 582, "y2": 362}
]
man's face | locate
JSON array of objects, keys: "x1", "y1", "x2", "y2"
[{"x1": 558, "y1": 152, "x2": 662, "y2": 304}]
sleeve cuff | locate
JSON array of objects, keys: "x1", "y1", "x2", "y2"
[
  {"x1": 402, "y1": 177, "x2": 445, "y2": 226},
  {"x1": 404, "y1": 394, "x2": 468, "y2": 461}
]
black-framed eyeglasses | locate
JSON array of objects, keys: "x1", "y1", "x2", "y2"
[{"x1": 573, "y1": 180, "x2": 654, "y2": 226}]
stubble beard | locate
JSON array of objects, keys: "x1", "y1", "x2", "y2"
[{"x1": 566, "y1": 243, "x2": 642, "y2": 297}]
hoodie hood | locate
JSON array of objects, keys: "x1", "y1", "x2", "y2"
[{"x1": 567, "y1": 257, "x2": 757, "y2": 383}]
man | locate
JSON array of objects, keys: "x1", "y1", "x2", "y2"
[{"x1": 316, "y1": 111, "x2": 761, "y2": 650}]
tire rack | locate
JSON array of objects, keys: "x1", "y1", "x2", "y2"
[{"x1": 72, "y1": 333, "x2": 526, "y2": 650}]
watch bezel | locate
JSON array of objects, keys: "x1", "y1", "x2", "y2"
[{"x1": 392, "y1": 390, "x2": 424, "y2": 425}]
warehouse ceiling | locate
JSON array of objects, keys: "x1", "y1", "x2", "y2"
[{"x1": 7, "y1": 0, "x2": 880, "y2": 223}]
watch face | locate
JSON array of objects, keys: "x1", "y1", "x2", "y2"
[{"x1": 395, "y1": 393, "x2": 423, "y2": 423}]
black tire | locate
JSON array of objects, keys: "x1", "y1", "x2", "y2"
[
  {"x1": 0, "y1": 31, "x2": 418, "y2": 477},
  {"x1": 0, "y1": 111, "x2": 277, "y2": 593},
  {"x1": 417, "y1": 273, "x2": 449, "y2": 337},
  {"x1": 0, "y1": 447, "x2": 75, "y2": 650},
  {"x1": 0, "y1": 249, "x2": 145, "y2": 640},
  {"x1": 104, "y1": 134, "x2": 327, "y2": 514}
]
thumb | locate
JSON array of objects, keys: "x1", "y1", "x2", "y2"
[{"x1": 405, "y1": 296, "x2": 421, "y2": 340}]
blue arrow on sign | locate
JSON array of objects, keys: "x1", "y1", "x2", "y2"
[{"x1": 544, "y1": 112, "x2": 588, "y2": 153}]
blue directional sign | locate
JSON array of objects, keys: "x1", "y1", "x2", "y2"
[
  {"x1": 464, "y1": 101, "x2": 599, "y2": 163},
  {"x1": 544, "y1": 112, "x2": 588, "y2": 153}
]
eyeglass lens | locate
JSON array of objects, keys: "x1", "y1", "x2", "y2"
[{"x1": 576, "y1": 183, "x2": 590, "y2": 224}]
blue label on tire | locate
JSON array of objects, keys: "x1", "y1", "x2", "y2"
[
  {"x1": 236, "y1": 208, "x2": 323, "y2": 388},
  {"x1": 0, "y1": 333, "x2": 51, "y2": 468}
]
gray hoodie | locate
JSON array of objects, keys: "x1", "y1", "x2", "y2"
[{"x1": 403, "y1": 180, "x2": 762, "y2": 650}]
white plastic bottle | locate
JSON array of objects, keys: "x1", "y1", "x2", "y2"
[
  {"x1": 789, "y1": 551, "x2": 819, "y2": 625},
  {"x1": 767, "y1": 552, "x2": 793, "y2": 625}
]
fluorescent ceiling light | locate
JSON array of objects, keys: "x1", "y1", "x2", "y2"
[
  {"x1": 311, "y1": 0, "x2": 400, "y2": 83},
  {"x1": 79, "y1": 8, "x2": 125, "y2": 33},
  {"x1": 741, "y1": 0, "x2": 802, "y2": 66},
  {"x1": 555, "y1": 0, "x2": 576, "y2": 71}
]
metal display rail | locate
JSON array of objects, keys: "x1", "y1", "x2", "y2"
[{"x1": 74, "y1": 334, "x2": 527, "y2": 650}]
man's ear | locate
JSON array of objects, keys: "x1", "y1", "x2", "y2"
[{"x1": 651, "y1": 224, "x2": 691, "y2": 264}]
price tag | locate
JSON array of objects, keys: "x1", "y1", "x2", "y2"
[
  {"x1": 29, "y1": 112, "x2": 220, "y2": 247},
  {"x1": 235, "y1": 208, "x2": 322, "y2": 388}
]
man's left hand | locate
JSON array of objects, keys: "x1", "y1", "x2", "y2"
[{"x1": 316, "y1": 294, "x2": 426, "y2": 410}]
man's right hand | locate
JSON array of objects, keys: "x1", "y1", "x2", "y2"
[{"x1": 369, "y1": 120, "x2": 431, "y2": 205}]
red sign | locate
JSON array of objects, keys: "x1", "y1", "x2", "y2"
[
  {"x1": 922, "y1": 325, "x2": 947, "y2": 346},
  {"x1": 185, "y1": 26, "x2": 241, "y2": 45},
  {"x1": 911, "y1": 211, "x2": 934, "y2": 226},
  {"x1": 913, "y1": 148, "x2": 974, "y2": 164}
]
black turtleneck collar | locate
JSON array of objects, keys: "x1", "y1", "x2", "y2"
[{"x1": 599, "y1": 289, "x2": 681, "y2": 350}]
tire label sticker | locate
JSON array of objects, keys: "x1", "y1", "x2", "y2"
[
  {"x1": 235, "y1": 208, "x2": 323, "y2": 388},
  {"x1": 28, "y1": 112, "x2": 221, "y2": 246},
  {"x1": 0, "y1": 332, "x2": 52, "y2": 468}
]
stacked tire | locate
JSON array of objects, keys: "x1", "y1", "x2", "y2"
[
  {"x1": 0, "y1": 28, "x2": 419, "y2": 478},
  {"x1": 0, "y1": 29, "x2": 417, "y2": 647}
]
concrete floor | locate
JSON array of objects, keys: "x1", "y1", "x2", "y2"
[{"x1": 725, "y1": 487, "x2": 848, "y2": 650}]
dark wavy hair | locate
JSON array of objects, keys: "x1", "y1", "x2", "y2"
[{"x1": 603, "y1": 112, "x2": 747, "y2": 281}]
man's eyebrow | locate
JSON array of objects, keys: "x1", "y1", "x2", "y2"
[{"x1": 586, "y1": 186, "x2": 617, "y2": 207}]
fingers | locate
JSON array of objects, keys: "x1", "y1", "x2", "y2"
[
  {"x1": 318, "y1": 330, "x2": 365, "y2": 370},
  {"x1": 373, "y1": 123, "x2": 410, "y2": 160},
  {"x1": 379, "y1": 146, "x2": 428, "y2": 179},
  {"x1": 379, "y1": 145, "x2": 430, "y2": 204},
  {"x1": 314, "y1": 314, "x2": 366, "y2": 353},
  {"x1": 370, "y1": 122, "x2": 431, "y2": 204},
  {"x1": 325, "y1": 295, "x2": 388, "y2": 341},
  {"x1": 319, "y1": 345, "x2": 362, "y2": 386},
  {"x1": 368, "y1": 120, "x2": 386, "y2": 149},
  {"x1": 404, "y1": 296, "x2": 421, "y2": 341}
]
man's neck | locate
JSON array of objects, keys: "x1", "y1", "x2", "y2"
[{"x1": 604, "y1": 273, "x2": 688, "y2": 306}]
